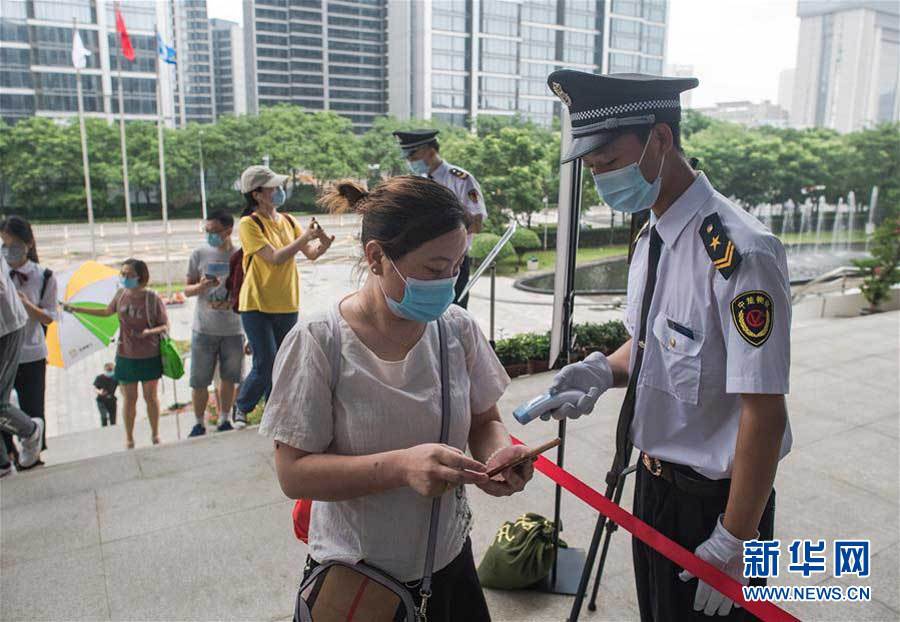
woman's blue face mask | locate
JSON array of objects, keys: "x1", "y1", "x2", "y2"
[
  {"x1": 379, "y1": 258, "x2": 458, "y2": 323},
  {"x1": 119, "y1": 276, "x2": 139, "y2": 289},
  {"x1": 271, "y1": 186, "x2": 286, "y2": 207}
]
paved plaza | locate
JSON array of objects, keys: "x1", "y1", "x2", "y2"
[{"x1": 1, "y1": 310, "x2": 898, "y2": 621}]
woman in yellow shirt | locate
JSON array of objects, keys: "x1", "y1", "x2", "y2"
[{"x1": 233, "y1": 165, "x2": 334, "y2": 427}]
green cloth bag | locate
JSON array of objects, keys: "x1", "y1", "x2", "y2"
[
  {"x1": 160, "y1": 335, "x2": 184, "y2": 379},
  {"x1": 477, "y1": 512, "x2": 567, "y2": 590}
]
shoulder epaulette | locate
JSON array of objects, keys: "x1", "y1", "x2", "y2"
[
  {"x1": 699, "y1": 213, "x2": 741, "y2": 280},
  {"x1": 449, "y1": 167, "x2": 469, "y2": 180}
]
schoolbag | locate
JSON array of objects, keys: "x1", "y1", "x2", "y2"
[
  {"x1": 226, "y1": 212, "x2": 296, "y2": 313},
  {"x1": 291, "y1": 305, "x2": 343, "y2": 544}
]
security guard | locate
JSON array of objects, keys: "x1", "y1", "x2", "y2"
[
  {"x1": 393, "y1": 130, "x2": 487, "y2": 308},
  {"x1": 544, "y1": 70, "x2": 792, "y2": 620}
]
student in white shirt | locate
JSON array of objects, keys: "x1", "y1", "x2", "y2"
[
  {"x1": 0, "y1": 254, "x2": 45, "y2": 476},
  {"x1": 1, "y1": 216, "x2": 56, "y2": 462}
]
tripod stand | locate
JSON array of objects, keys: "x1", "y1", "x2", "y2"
[{"x1": 566, "y1": 464, "x2": 638, "y2": 621}]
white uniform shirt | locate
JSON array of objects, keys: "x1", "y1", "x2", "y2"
[
  {"x1": 259, "y1": 304, "x2": 510, "y2": 581},
  {"x1": 0, "y1": 256, "x2": 28, "y2": 338},
  {"x1": 427, "y1": 160, "x2": 487, "y2": 248},
  {"x1": 7, "y1": 260, "x2": 57, "y2": 363},
  {"x1": 625, "y1": 173, "x2": 792, "y2": 480}
]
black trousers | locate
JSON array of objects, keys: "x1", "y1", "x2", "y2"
[
  {"x1": 3, "y1": 358, "x2": 47, "y2": 458},
  {"x1": 97, "y1": 398, "x2": 117, "y2": 426},
  {"x1": 632, "y1": 461, "x2": 775, "y2": 622},
  {"x1": 454, "y1": 255, "x2": 471, "y2": 309},
  {"x1": 301, "y1": 538, "x2": 490, "y2": 622}
]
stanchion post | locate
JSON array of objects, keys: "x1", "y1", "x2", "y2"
[{"x1": 489, "y1": 262, "x2": 496, "y2": 342}]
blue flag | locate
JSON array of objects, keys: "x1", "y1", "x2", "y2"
[{"x1": 157, "y1": 33, "x2": 176, "y2": 65}]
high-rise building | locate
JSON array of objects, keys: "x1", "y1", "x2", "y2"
[
  {"x1": 0, "y1": 0, "x2": 175, "y2": 125},
  {"x1": 211, "y1": 18, "x2": 246, "y2": 116},
  {"x1": 666, "y1": 63, "x2": 695, "y2": 109},
  {"x1": 388, "y1": 0, "x2": 668, "y2": 128},
  {"x1": 777, "y1": 67, "x2": 795, "y2": 118},
  {"x1": 170, "y1": 0, "x2": 215, "y2": 125},
  {"x1": 243, "y1": 0, "x2": 388, "y2": 131},
  {"x1": 695, "y1": 100, "x2": 790, "y2": 128},
  {"x1": 791, "y1": 0, "x2": 899, "y2": 132}
]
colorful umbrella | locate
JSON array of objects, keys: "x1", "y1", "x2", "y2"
[{"x1": 47, "y1": 261, "x2": 120, "y2": 368}]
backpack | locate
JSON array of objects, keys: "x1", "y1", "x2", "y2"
[
  {"x1": 226, "y1": 212, "x2": 296, "y2": 313},
  {"x1": 291, "y1": 305, "x2": 343, "y2": 544}
]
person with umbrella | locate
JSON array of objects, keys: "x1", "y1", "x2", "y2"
[{"x1": 65, "y1": 258, "x2": 169, "y2": 449}]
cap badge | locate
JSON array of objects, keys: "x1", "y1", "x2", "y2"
[{"x1": 551, "y1": 82, "x2": 571, "y2": 107}]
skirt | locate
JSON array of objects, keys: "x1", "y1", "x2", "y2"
[{"x1": 115, "y1": 354, "x2": 162, "y2": 384}]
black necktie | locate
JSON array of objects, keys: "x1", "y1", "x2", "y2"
[
  {"x1": 9, "y1": 269, "x2": 27, "y2": 284},
  {"x1": 606, "y1": 226, "x2": 663, "y2": 487}
]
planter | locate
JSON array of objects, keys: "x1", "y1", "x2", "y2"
[
  {"x1": 527, "y1": 359, "x2": 550, "y2": 375},
  {"x1": 504, "y1": 363, "x2": 529, "y2": 379}
]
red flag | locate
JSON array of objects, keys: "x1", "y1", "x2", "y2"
[{"x1": 115, "y1": 8, "x2": 135, "y2": 61}]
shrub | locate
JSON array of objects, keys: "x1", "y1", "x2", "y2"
[
  {"x1": 510, "y1": 228, "x2": 542, "y2": 257},
  {"x1": 853, "y1": 218, "x2": 900, "y2": 310},
  {"x1": 470, "y1": 233, "x2": 516, "y2": 266}
]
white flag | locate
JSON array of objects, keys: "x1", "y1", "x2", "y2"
[{"x1": 72, "y1": 29, "x2": 91, "y2": 69}]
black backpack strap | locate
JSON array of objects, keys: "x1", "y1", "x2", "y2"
[{"x1": 39, "y1": 268, "x2": 53, "y2": 302}]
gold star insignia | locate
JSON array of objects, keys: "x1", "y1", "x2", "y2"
[{"x1": 710, "y1": 235, "x2": 721, "y2": 250}]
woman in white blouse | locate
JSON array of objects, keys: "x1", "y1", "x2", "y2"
[{"x1": 260, "y1": 176, "x2": 535, "y2": 621}]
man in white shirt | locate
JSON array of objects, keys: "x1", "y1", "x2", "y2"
[
  {"x1": 544, "y1": 70, "x2": 792, "y2": 620},
  {"x1": 0, "y1": 256, "x2": 45, "y2": 476},
  {"x1": 394, "y1": 130, "x2": 487, "y2": 308}
]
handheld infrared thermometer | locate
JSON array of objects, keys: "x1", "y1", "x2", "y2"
[{"x1": 513, "y1": 390, "x2": 585, "y2": 425}]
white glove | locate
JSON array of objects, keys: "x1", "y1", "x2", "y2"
[
  {"x1": 678, "y1": 515, "x2": 753, "y2": 616},
  {"x1": 541, "y1": 352, "x2": 613, "y2": 421}
]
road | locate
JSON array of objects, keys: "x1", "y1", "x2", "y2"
[{"x1": 31, "y1": 214, "x2": 364, "y2": 270}]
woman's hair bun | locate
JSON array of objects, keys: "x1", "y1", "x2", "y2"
[{"x1": 318, "y1": 179, "x2": 369, "y2": 214}]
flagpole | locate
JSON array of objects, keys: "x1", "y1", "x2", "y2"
[
  {"x1": 115, "y1": 5, "x2": 133, "y2": 255},
  {"x1": 155, "y1": 34, "x2": 171, "y2": 292},
  {"x1": 74, "y1": 18, "x2": 96, "y2": 259},
  {"x1": 199, "y1": 129, "x2": 207, "y2": 221}
]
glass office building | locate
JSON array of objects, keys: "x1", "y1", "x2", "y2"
[
  {"x1": 170, "y1": 0, "x2": 215, "y2": 124},
  {"x1": 244, "y1": 0, "x2": 388, "y2": 131},
  {"x1": 0, "y1": 0, "x2": 169, "y2": 125},
  {"x1": 389, "y1": 0, "x2": 668, "y2": 128},
  {"x1": 211, "y1": 18, "x2": 246, "y2": 117}
]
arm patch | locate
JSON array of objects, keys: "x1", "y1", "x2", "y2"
[
  {"x1": 699, "y1": 213, "x2": 741, "y2": 280},
  {"x1": 731, "y1": 290, "x2": 773, "y2": 347}
]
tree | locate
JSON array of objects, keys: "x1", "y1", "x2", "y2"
[
  {"x1": 446, "y1": 122, "x2": 559, "y2": 229},
  {"x1": 358, "y1": 115, "x2": 467, "y2": 179}
]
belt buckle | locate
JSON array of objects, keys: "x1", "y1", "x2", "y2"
[{"x1": 642, "y1": 454, "x2": 663, "y2": 477}]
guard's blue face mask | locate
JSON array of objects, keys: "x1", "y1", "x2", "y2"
[
  {"x1": 380, "y1": 258, "x2": 458, "y2": 323},
  {"x1": 592, "y1": 134, "x2": 665, "y2": 214},
  {"x1": 120, "y1": 276, "x2": 139, "y2": 289},
  {"x1": 271, "y1": 186, "x2": 286, "y2": 207},
  {"x1": 206, "y1": 232, "x2": 224, "y2": 247},
  {"x1": 407, "y1": 159, "x2": 429, "y2": 176}
]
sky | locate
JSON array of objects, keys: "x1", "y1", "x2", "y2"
[{"x1": 207, "y1": 0, "x2": 801, "y2": 109}]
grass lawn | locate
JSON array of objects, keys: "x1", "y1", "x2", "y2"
[{"x1": 492, "y1": 245, "x2": 629, "y2": 276}]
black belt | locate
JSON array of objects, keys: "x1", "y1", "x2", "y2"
[{"x1": 641, "y1": 453, "x2": 731, "y2": 498}]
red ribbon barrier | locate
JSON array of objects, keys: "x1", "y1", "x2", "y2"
[{"x1": 510, "y1": 436, "x2": 800, "y2": 622}]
